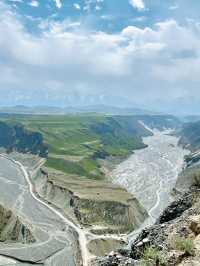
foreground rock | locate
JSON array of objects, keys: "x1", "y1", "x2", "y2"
[{"x1": 94, "y1": 186, "x2": 200, "y2": 265}]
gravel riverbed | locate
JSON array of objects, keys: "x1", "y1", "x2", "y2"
[{"x1": 112, "y1": 130, "x2": 189, "y2": 223}]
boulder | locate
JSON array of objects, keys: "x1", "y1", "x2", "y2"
[
  {"x1": 178, "y1": 259, "x2": 200, "y2": 266},
  {"x1": 167, "y1": 250, "x2": 186, "y2": 265},
  {"x1": 189, "y1": 215, "x2": 200, "y2": 235}
]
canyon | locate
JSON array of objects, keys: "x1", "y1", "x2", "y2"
[{"x1": 0, "y1": 114, "x2": 193, "y2": 265}]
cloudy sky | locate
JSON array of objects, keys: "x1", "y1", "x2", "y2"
[{"x1": 1, "y1": 0, "x2": 200, "y2": 114}]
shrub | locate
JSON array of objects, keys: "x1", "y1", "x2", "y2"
[
  {"x1": 140, "y1": 246, "x2": 167, "y2": 266},
  {"x1": 171, "y1": 236, "x2": 195, "y2": 256}
]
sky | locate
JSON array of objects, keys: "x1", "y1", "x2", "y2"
[{"x1": 1, "y1": 0, "x2": 200, "y2": 114}]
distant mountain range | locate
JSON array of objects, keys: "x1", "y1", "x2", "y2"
[{"x1": 0, "y1": 105, "x2": 161, "y2": 116}]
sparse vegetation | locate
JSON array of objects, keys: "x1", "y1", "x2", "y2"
[
  {"x1": 140, "y1": 246, "x2": 167, "y2": 266},
  {"x1": 171, "y1": 236, "x2": 195, "y2": 256}
]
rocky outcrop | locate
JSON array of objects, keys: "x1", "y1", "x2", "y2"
[
  {"x1": 189, "y1": 215, "x2": 200, "y2": 235},
  {"x1": 93, "y1": 254, "x2": 136, "y2": 266},
  {"x1": 133, "y1": 189, "x2": 197, "y2": 262},
  {"x1": 88, "y1": 238, "x2": 127, "y2": 257},
  {"x1": 72, "y1": 196, "x2": 146, "y2": 234},
  {"x1": 157, "y1": 191, "x2": 193, "y2": 224},
  {"x1": 94, "y1": 186, "x2": 200, "y2": 265},
  {"x1": 176, "y1": 152, "x2": 200, "y2": 192},
  {"x1": 0, "y1": 204, "x2": 35, "y2": 243}
]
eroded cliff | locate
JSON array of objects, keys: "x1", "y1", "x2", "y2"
[
  {"x1": 34, "y1": 167, "x2": 148, "y2": 234},
  {"x1": 0, "y1": 204, "x2": 35, "y2": 244}
]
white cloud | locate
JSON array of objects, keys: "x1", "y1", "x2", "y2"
[
  {"x1": 83, "y1": 0, "x2": 103, "y2": 12},
  {"x1": 38, "y1": 19, "x2": 81, "y2": 32},
  {"x1": 73, "y1": 3, "x2": 81, "y2": 10},
  {"x1": 29, "y1": 1, "x2": 39, "y2": 7},
  {"x1": 129, "y1": 0, "x2": 145, "y2": 11},
  {"x1": 55, "y1": 0, "x2": 62, "y2": 9},
  {"x1": 1, "y1": 2, "x2": 200, "y2": 112},
  {"x1": 100, "y1": 15, "x2": 114, "y2": 20},
  {"x1": 95, "y1": 5, "x2": 101, "y2": 11}
]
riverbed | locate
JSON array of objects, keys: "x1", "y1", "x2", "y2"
[
  {"x1": 0, "y1": 155, "x2": 80, "y2": 266},
  {"x1": 112, "y1": 129, "x2": 189, "y2": 221}
]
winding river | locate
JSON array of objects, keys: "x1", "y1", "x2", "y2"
[{"x1": 112, "y1": 129, "x2": 189, "y2": 224}]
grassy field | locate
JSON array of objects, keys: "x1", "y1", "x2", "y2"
[{"x1": 0, "y1": 114, "x2": 151, "y2": 179}]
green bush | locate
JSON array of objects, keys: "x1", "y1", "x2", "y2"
[{"x1": 140, "y1": 246, "x2": 167, "y2": 266}]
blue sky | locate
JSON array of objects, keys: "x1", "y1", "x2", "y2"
[
  {"x1": 8, "y1": 0, "x2": 200, "y2": 33},
  {"x1": 1, "y1": 0, "x2": 200, "y2": 114}
]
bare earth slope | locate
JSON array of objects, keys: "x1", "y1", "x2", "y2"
[
  {"x1": 35, "y1": 167, "x2": 147, "y2": 234},
  {"x1": 0, "y1": 204, "x2": 35, "y2": 244}
]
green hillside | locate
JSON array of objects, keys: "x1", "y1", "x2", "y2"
[
  {"x1": 0, "y1": 114, "x2": 152, "y2": 179},
  {"x1": 0, "y1": 113, "x2": 180, "y2": 180},
  {"x1": 0, "y1": 121, "x2": 47, "y2": 157},
  {"x1": 179, "y1": 121, "x2": 200, "y2": 151}
]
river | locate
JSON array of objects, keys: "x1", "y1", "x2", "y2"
[{"x1": 112, "y1": 129, "x2": 189, "y2": 223}]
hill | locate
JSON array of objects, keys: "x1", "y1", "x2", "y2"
[
  {"x1": 0, "y1": 114, "x2": 180, "y2": 179},
  {"x1": 179, "y1": 121, "x2": 200, "y2": 151},
  {"x1": 0, "y1": 121, "x2": 47, "y2": 157},
  {"x1": 0, "y1": 114, "x2": 181, "y2": 179},
  {"x1": 0, "y1": 114, "x2": 150, "y2": 179},
  {"x1": 0, "y1": 105, "x2": 158, "y2": 116}
]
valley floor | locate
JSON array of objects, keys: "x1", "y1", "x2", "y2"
[
  {"x1": 0, "y1": 155, "x2": 81, "y2": 266},
  {"x1": 112, "y1": 129, "x2": 189, "y2": 223}
]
